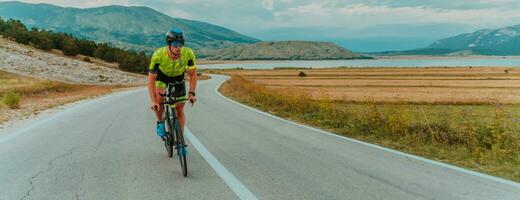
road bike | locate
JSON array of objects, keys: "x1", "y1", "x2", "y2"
[{"x1": 160, "y1": 81, "x2": 188, "y2": 177}]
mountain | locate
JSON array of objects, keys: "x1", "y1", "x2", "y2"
[
  {"x1": 0, "y1": 1, "x2": 259, "y2": 51},
  {"x1": 427, "y1": 24, "x2": 520, "y2": 55},
  {"x1": 197, "y1": 41, "x2": 371, "y2": 60},
  {"x1": 370, "y1": 24, "x2": 520, "y2": 56}
]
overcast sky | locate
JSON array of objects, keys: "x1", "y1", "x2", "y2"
[{"x1": 4, "y1": 0, "x2": 520, "y2": 51}]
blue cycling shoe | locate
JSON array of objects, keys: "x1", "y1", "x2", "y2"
[{"x1": 156, "y1": 121, "x2": 167, "y2": 138}]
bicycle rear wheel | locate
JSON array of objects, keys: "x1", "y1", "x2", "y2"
[{"x1": 174, "y1": 118, "x2": 188, "y2": 177}]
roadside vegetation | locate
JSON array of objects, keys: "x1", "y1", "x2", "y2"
[
  {"x1": 2, "y1": 92, "x2": 21, "y2": 109},
  {"x1": 0, "y1": 71, "x2": 125, "y2": 124},
  {"x1": 0, "y1": 17, "x2": 148, "y2": 73},
  {"x1": 219, "y1": 68, "x2": 520, "y2": 181}
]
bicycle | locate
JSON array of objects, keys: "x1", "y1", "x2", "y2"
[{"x1": 160, "y1": 81, "x2": 188, "y2": 177}]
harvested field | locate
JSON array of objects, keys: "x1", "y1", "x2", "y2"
[{"x1": 222, "y1": 67, "x2": 520, "y2": 104}]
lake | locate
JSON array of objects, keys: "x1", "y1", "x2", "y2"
[{"x1": 199, "y1": 58, "x2": 520, "y2": 69}]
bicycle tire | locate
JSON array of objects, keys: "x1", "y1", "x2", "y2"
[
  {"x1": 174, "y1": 118, "x2": 188, "y2": 177},
  {"x1": 164, "y1": 105, "x2": 174, "y2": 158}
]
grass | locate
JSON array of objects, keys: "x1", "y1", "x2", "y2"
[
  {"x1": 2, "y1": 92, "x2": 21, "y2": 109},
  {"x1": 0, "y1": 70, "x2": 126, "y2": 123},
  {"x1": 219, "y1": 73, "x2": 520, "y2": 182}
]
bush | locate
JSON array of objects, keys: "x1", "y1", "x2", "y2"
[
  {"x1": 298, "y1": 71, "x2": 306, "y2": 77},
  {"x1": 0, "y1": 18, "x2": 148, "y2": 74},
  {"x1": 2, "y1": 92, "x2": 21, "y2": 109},
  {"x1": 62, "y1": 37, "x2": 79, "y2": 56},
  {"x1": 83, "y1": 57, "x2": 92, "y2": 63}
]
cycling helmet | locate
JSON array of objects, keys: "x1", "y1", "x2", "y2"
[{"x1": 166, "y1": 28, "x2": 185, "y2": 47}]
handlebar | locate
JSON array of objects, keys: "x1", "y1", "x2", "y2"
[{"x1": 160, "y1": 99, "x2": 182, "y2": 105}]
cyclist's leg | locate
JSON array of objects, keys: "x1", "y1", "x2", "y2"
[
  {"x1": 154, "y1": 81, "x2": 167, "y2": 121},
  {"x1": 173, "y1": 94, "x2": 188, "y2": 132},
  {"x1": 175, "y1": 102, "x2": 186, "y2": 133}
]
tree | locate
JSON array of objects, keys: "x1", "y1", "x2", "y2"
[
  {"x1": 76, "y1": 39, "x2": 97, "y2": 56},
  {"x1": 0, "y1": 17, "x2": 7, "y2": 33},
  {"x1": 1, "y1": 18, "x2": 148, "y2": 74},
  {"x1": 62, "y1": 37, "x2": 79, "y2": 56},
  {"x1": 28, "y1": 28, "x2": 54, "y2": 50},
  {"x1": 4, "y1": 19, "x2": 30, "y2": 44},
  {"x1": 34, "y1": 36, "x2": 53, "y2": 50}
]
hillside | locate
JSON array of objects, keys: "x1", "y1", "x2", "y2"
[
  {"x1": 370, "y1": 24, "x2": 520, "y2": 56},
  {"x1": 427, "y1": 24, "x2": 520, "y2": 55},
  {"x1": 198, "y1": 41, "x2": 370, "y2": 60},
  {"x1": 0, "y1": 1, "x2": 259, "y2": 50},
  {"x1": 0, "y1": 37, "x2": 145, "y2": 85}
]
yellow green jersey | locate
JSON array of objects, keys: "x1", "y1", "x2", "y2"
[{"x1": 148, "y1": 46, "x2": 197, "y2": 77}]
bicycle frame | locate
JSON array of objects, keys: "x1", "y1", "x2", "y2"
[{"x1": 160, "y1": 82, "x2": 188, "y2": 176}]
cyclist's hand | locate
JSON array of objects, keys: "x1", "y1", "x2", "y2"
[
  {"x1": 188, "y1": 95, "x2": 197, "y2": 106},
  {"x1": 151, "y1": 102, "x2": 160, "y2": 111}
]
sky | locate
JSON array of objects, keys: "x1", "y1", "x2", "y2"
[{"x1": 3, "y1": 0, "x2": 520, "y2": 51}]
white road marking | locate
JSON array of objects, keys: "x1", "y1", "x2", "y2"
[
  {"x1": 185, "y1": 128, "x2": 259, "y2": 200},
  {"x1": 212, "y1": 75, "x2": 520, "y2": 188}
]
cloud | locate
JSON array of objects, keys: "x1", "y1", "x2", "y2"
[
  {"x1": 6, "y1": 0, "x2": 520, "y2": 30},
  {"x1": 271, "y1": 2, "x2": 520, "y2": 29},
  {"x1": 3, "y1": 0, "x2": 520, "y2": 47},
  {"x1": 260, "y1": 0, "x2": 274, "y2": 10}
]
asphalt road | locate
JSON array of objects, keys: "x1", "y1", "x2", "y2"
[{"x1": 0, "y1": 75, "x2": 519, "y2": 200}]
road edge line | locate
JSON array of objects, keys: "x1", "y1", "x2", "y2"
[
  {"x1": 185, "y1": 128, "x2": 258, "y2": 200},
  {"x1": 212, "y1": 75, "x2": 520, "y2": 188}
]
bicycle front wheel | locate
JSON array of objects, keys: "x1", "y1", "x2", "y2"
[
  {"x1": 174, "y1": 118, "x2": 188, "y2": 177},
  {"x1": 164, "y1": 105, "x2": 174, "y2": 158}
]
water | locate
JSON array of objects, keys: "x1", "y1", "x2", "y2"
[{"x1": 199, "y1": 58, "x2": 520, "y2": 69}]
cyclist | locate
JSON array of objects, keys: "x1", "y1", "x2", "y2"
[{"x1": 147, "y1": 28, "x2": 197, "y2": 139}]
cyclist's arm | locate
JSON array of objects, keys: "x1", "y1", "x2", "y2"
[
  {"x1": 187, "y1": 51, "x2": 197, "y2": 95},
  {"x1": 187, "y1": 67, "x2": 197, "y2": 94},
  {"x1": 148, "y1": 64, "x2": 160, "y2": 104}
]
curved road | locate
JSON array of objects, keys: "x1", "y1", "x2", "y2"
[{"x1": 0, "y1": 75, "x2": 519, "y2": 200}]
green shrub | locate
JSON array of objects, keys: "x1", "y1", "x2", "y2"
[
  {"x1": 83, "y1": 57, "x2": 92, "y2": 63},
  {"x1": 2, "y1": 92, "x2": 21, "y2": 109}
]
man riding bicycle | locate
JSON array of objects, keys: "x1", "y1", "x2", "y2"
[{"x1": 147, "y1": 28, "x2": 197, "y2": 138}]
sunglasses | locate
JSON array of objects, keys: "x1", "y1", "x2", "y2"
[{"x1": 170, "y1": 41, "x2": 183, "y2": 47}]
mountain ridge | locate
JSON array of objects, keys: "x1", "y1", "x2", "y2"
[
  {"x1": 426, "y1": 24, "x2": 520, "y2": 55},
  {"x1": 198, "y1": 41, "x2": 371, "y2": 60},
  {"x1": 370, "y1": 23, "x2": 520, "y2": 56},
  {"x1": 0, "y1": 1, "x2": 259, "y2": 51}
]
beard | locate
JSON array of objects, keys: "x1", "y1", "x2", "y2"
[{"x1": 167, "y1": 46, "x2": 182, "y2": 60}]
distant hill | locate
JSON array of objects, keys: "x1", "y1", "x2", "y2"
[
  {"x1": 198, "y1": 41, "x2": 371, "y2": 60},
  {"x1": 427, "y1": 24, "x2": 520, "y2": 55},
  {"x1": 372, "y1": 24, "x2": 520, "y2": 56},
  {"x1": 0, "y1": 1, "x2": 259, "y2": 51}
]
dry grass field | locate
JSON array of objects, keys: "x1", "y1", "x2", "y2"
[
  {"x1": 218, "y1": 67, "x2": 520, "y2": 182},
  {"x1": 0, "y1": 70, "x2": 127, "y2": 125},
  {"x1": 226, "y1": 67, "x2": 520, "y2": 104}
]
